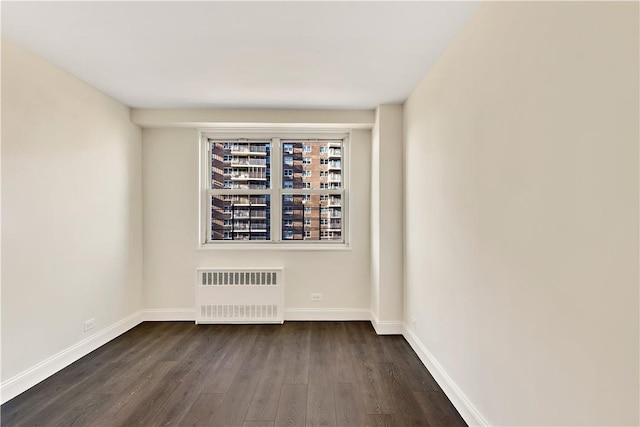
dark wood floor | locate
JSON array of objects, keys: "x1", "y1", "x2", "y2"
[{"x1": 1, "y1": 321, "x2": 466, "y2": 427}]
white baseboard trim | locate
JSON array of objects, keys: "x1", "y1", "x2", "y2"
[
  {"x1": 402, "y1": 326, "x2": 489, "y2": 427},
  {"x1": 142, "y1": 308, "x2": 196, "y2": 321},
  {"x1": 284, "y1": 308, "x2": 370, "y2": 321},
  {"x1": 0, "y1": 310, "x2": 143, "y2": 405},
  {"x1": 369, "y1": 311, "x2": 404, "y2": 335}
]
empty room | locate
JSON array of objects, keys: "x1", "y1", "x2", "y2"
[{"x1": 1, "y1": 1, "x2": 638, "y2": 426}]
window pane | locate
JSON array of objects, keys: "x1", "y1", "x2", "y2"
[
  {"x1": 281, "y1": 194, "x2": 342, "y2": 241},
  {"x1": 210, "y1": 140, "x2": 271, "y2": 189},
  {"x1": 281, "y1": 140, "x2": 342, "y2": 190},
  {"x1": 210, "y1": 194, "x2": 271, "y2": 241}
]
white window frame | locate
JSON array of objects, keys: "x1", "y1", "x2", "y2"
[{"x1": 199, "y1": 129, "x2": 350, "y2": 250}]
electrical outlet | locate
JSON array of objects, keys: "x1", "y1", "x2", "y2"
[
  {"x1": 83, "y1": 318, "x2": 95, "y2": 332},
  {"x1": 310, "y1": 293, "x2": 323, "y2": 302},
  {"x1": 411, "y1": 317, "x2": 417, "y2": 330}
]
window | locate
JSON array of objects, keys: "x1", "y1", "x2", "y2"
[{"x1": 201, "y1": 135, "x2": 347, "y2": 245}]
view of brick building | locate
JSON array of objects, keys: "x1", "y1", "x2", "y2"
[{"x1": 209, "y1": 139, "x2": 343, "y2": 241}]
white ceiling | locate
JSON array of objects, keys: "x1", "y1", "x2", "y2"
[{"x1": 2, "y1": 1, "x2": 479, "y2": 109}]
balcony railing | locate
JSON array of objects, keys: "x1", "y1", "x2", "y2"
[
  {"x1": 230, "y1": 158, "x2": 268, "y2": 166},
  {"x1": 231, "y1": 223, "x2": 267, "y2": 231},
  {"x1": 227, "y1": 197, "x2": 267, "y2": 206},
  {"x1": 328, "y1": 149, "x2": 341, "y2": 157},
  {"x1": 230, "y1": 146, "x2": 268, "y2": 155},
  {"x1": 229, "y1": 172, "x2": 267, "y2": 180},
  {"x1": 225, "y1": 183, "x2": 269, "y2": 190}
]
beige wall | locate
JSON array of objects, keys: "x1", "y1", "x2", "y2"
[
  {"x1": 403, "y1": 2, "x2": 639, "y2": 426},
  {"x1": 142, "y1": 126, "x2": 371, "y2": 314},
  {"x1": 1, "y1": 40, "x2": 143, "y2": 382},
  {"x1": 371, "y1": 105, "x2": 404, "y2": 329}
]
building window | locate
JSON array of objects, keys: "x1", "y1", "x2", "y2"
[{"x1": 201, "y1": 135, "x2": 347, "y2": 245}]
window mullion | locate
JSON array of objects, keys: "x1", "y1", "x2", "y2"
[{"x1": 271, "y1": 138, "x2": 281, "y2": 242}]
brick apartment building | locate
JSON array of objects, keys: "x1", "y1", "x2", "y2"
[{"x1": 209, "y1": 139, "x2": 343, "y2": 241}]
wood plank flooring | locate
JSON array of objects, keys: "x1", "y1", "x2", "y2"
[{"x1": 1, "y1": 321, "x2": 466, "y2": 427}]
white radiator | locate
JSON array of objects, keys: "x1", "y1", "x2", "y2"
[{"x1": 195, "y1": 268, "x2": 284, "y2": 324}]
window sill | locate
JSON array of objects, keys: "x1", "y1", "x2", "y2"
[{"x1": 198, "y1": 242, "x2": 351, "y2": 251}]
